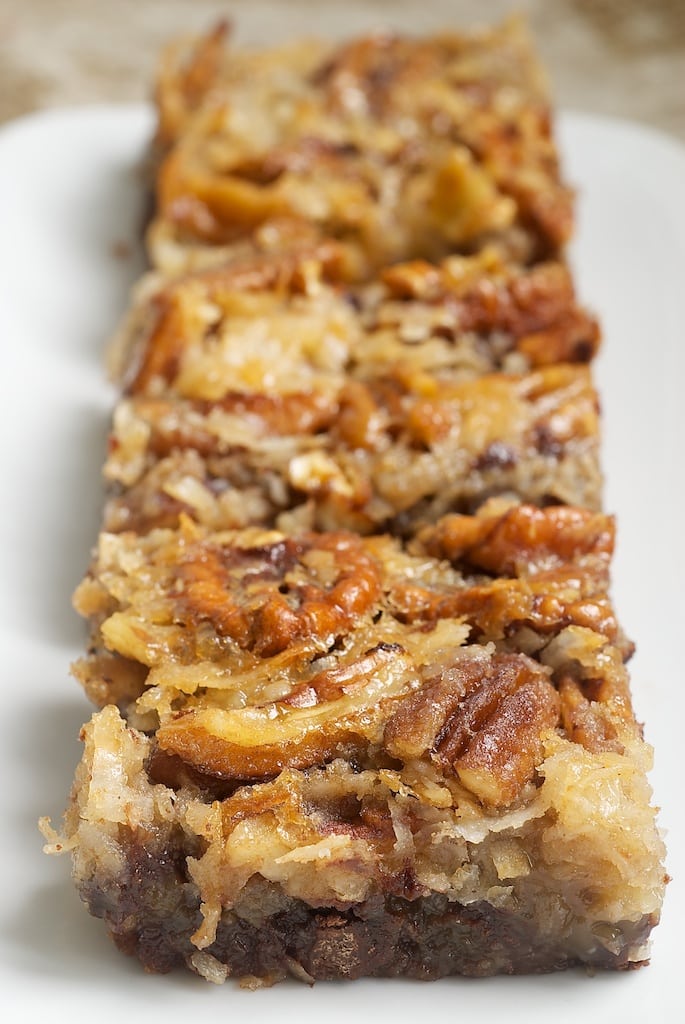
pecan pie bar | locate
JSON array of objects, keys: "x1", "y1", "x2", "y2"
[
  {"x1": 48, "y1": 503, "x2": 665, "y2": 983},
  {"x1": 148, "y1": 19, "x2": 573, "y2": 277},
  {"x1": 103, "y1": 247, "x2": 601, "y2": 536}
]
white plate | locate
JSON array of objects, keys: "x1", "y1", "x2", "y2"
[{"x1": 0, "y1": 105, "x2": 682, "y2": 1020}]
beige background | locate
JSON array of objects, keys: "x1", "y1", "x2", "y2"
[{"x1": 0, "y1": 0, "x2": 683, "y2": 141}]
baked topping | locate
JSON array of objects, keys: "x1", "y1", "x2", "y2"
[
  {"x1": 103, "y1": 360, "x2": 602, "y2": 540},
  {"x1": 72, "y1": 503, "x2": 633, "y2": 808},
  {"x1": 112, "y1": 248, "x2": 599, "y2": 402},
  {"x1": 157, "y1": 641, "x2": 414, "y2": 779}
]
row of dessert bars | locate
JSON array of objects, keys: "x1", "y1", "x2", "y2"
[{"x1": 45, "y1": 18, "x2": 665, "y2": 986}]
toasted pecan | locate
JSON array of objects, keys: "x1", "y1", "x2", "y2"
[
  {"x1": 384, "y1": 649, "x2": 560, "y2": 807},
  {"x1": 557, "y1": 674, "x2": 623, "y2": 755},
  {"x1": 416, "y1": 503, "x2": 614, "y2": 576},
  {"x1": 381, "y1": 259, "x2": 600, "y2": 365},
  {"x1": 176, "y1": 532, "x2": 383, "y2": 656}
]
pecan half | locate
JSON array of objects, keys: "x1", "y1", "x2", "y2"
[
  {"x1": 557, "y1": 674, "x2": 623, "y2": 754},
  {"x1": 416, "y1": 503, "x2": 614, "y2": 578},
  {"x1": 454, "y1": 676, "x2": 559, "y2": 806},
  {"x1": 384, "y1": 649, "x2": 559, "y2": 807}
]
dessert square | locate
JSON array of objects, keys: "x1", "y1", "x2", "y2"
[
  {"x1": 148, "y1": 19, "x2": 573, "y2": 277},
  {"x1": 52, "y1": 503, "x2": 664, "y2": 982},
  {"x1": 104, "y1": 247, "x2": 601, "y2": 536}
]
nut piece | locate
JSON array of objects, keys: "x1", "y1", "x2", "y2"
[
  {"x1": 176, "y1": 532, "x2": 382, "y2": 656},
  {"x1": 454, "y1": 676, "x2": 559, "y2": 806},
  {"x1": 557, "y1": 673, "x2": 623, "y2": 754},
  {"x1": 416, "y1": 502, "x2": 614, "y2": 577},
  {"x1": 384, "y1": 649, "x2": 560, "y2": 807}
]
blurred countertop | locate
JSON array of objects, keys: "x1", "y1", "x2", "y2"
[{"x1": 0, "y1": 0, "x2": 683, "y2": 142}]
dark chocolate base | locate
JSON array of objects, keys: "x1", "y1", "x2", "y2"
[{"x1": 77, "y1": 836, "x2": 655, "y2": 983}]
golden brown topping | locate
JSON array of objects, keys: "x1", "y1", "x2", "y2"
[
  {"x1": 149, "y1": 21, "x2": 573, "y2": 277},
  {"x1": 157, "y1": 641, "x2": 413, "y2": 779},
  {"x1": 117, "y1": 249, "x2": 600, "y2": 407},
  {"x1": 74, "y1": 504, "x2": 632, "y2": 795},
  {"x1": 66, "y1": 509, "x2": 649, "y2": 880},
  {"x1": 105, "y1": 355, "x2": 602, "y2": 539},
  {"x1": 82, "y1": 504, "x2": 620, "y2": 683},
  {"x1": 381, "y1": 258, "x2": 600, "y2": 365}
]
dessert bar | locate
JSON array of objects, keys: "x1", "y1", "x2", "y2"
[
  {"x1": 104, "y1": 247, "x2": 601, "y2": 535},
  {"x1": 149, "y1": 19, "x2": 573, "y2": 277},
  {"x1": 103, "y1": 362, "x2": 601, "y2": 538},
  {"x1": 54, "y1": 503, "x2": 664, "y2": 982}
]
